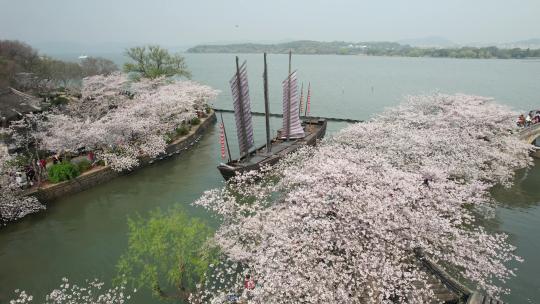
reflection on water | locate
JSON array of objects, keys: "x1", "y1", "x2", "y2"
[
  {"x1": 492, "y1": 160, "x2": 540, "y2": 208},
  {"x1": 0, "y1": 132, "x2": 220, "y2": 303},
  {"x1": 492, "y1": 159, "x2": 540, "y2": 303},
  {"x1": 0, "y1": 114, "x2": 346, "y2": 303}
]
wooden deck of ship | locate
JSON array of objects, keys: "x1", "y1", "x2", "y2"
[
  {"x1": 218, "y1": 119, "x2": 326, "y2": 180},
  {"x1": 239, "y1": 140, "x2": 295, "y2": 166}
]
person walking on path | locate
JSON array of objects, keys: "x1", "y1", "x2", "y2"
[
  {"x1": 534, "y1": 111, "x2": 540, "y2": 124},
  {"x1": 517, "y1": 114, "x2": 525, "y2": 127},
  {"x1": 526, "y1": 112, "x2": 533, "y2": 126}
]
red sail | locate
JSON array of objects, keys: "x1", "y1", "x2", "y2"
[
  {"x1": 220, "y1": 123, "x2": 226, "y2": 159},
  {"x1": 306, "y1": 82, "x2": 311, "y2": 116},
  {"x1": 299, "y1": 83, "x2": 304, "y2": 116}
]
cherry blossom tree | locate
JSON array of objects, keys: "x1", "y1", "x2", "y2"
[
  {"x1": 36, "y1": 73, "x2": 219, "y2": 171},
  {"x1": 74, "y1": 72, "x2": 131, "y2": 119},
  {"x1": 194, "y1": 94, "x2": 532, "y2": 303},
  {"x1": 0, "y1": 152, "x2": 44, "y2": 226},
  {"x1": 8, "y1": 113, "x2": 47, "y2": 185},
  {"x1": 36, "y1": 113, "x2": 89, "y2": 153}
]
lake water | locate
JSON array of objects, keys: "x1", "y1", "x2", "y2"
[{"x1": 0, "y1": 54, "x2": 539, "y2": 303}]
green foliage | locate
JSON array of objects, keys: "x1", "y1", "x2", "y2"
[
  {"x1": 191, "y1": 117, "x2": 200, "y2": 125},
  {"x1": 187, "y1": 40, "x2": 540, "y2": 59},
  {"x1": 164, "y1": 133, "x2": 173, "y2": 144},
  {"x1": 76, "y1": 159, "x2": 91, "y2": 172},
  {"x1": 8, "y1": 154, "x2": 31, "y2": 169},
  {"x1": 176, "y1": 125, "x2": 189, "y2": 136},
  {"x1": 50, "y1": 95, "x2": 69, "y2": 106},
  {"x1": 124, "y1": 45, "x2": 192, "y2": 79},
  {"x1": 47, "y1": 161, "x2": 80, "y2": 183},
  {"x1": 338, "y1": 48, "x2": 350, "y2": 55},
  {"x1": 116, "y1": 206, "x2": 219, "y2": 300}
]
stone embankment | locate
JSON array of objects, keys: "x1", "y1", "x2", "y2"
[
  {"x1": 26, "y1": 111, "x2": 216, "y2": 202},
  {"x1": 517, "y1": 123, "x2": 540, "y2": 158}
]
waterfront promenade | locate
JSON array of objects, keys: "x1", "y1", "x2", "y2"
[{"x1": 518, "y1": 123, "x2": 540, "y2": 157}]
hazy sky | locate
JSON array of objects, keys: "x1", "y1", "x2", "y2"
[{"x1": 1, "y1": 0, "x2": 539, "y2": 48}]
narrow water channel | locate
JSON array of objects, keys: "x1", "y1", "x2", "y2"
[
  {"x1": 0, "y1": 115, "x2": 348, "y2": 303},
  {"x1": 0, "y1": 119, "x2": 222, "y2": 303}
]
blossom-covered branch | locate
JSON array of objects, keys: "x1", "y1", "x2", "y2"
[
  {"x1": 0, "y1": 153, "x2": 44, "y2": 226},
  {"x1": 35, "y1": 72, "x2": 219, "y2": 171},
  {"x1": 195, "y1": 94, "x2": 532, "y2": 303},
  {"x1": 10, "y1": 277, "x2": 133, "y2": 304}
]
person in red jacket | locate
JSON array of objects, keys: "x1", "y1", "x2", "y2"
[{"x1": 244, "y1": 275, "x2": 255, "y2": 290}]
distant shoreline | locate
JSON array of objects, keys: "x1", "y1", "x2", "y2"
[
  {"x1": 187, "y1": 40, "x2": 540, "y2": 60},
  {"x1": 186, "y1": 52, "x2": 540, "y2": 61}
]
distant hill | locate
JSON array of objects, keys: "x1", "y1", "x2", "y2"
[
  {"x1": 398, "y1": 36, "x2": 457, "y2": 48},
  {"x1": 187, "y1": 40, "x2": 540, "y2": 59},
  {"x1": 187, "y1": 40, "x2": 407, "y2": 55}
]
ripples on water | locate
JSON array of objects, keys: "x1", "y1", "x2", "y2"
[{"x1": 492, "y1": 160, "x2": 540, "y2": 303}]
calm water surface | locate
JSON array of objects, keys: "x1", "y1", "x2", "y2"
[{"x1": 0, "y1": 54, "x2": 539, "y2": 303}]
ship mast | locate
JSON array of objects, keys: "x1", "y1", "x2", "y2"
[
  {"x1": 263, "y1": 53, "x2": 272, "y2": 153},
  {"x1": 286, "y1": 50, "x2": 292, "y2": 141}
]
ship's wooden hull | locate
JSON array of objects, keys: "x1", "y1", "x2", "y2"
[{"x1": 218, "y1": 119, "x2": 327, "y2": 181}]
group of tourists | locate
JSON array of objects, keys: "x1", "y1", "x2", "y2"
[
  {"x1": 226, "y1": 275, "x2": 256, "y2": 303},
  {"x1": 517, "y1": 110, "x2": 540, "y2": 127},
  {"x1": 13, "y1": 153, "x2": 84, "y2": 189},
  {"x1": 14, "y1": 158, "x2": 50, "y2": 188}
]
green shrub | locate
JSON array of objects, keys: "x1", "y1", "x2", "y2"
[
  {"x1": 164, "y1": 133, "x2": 173, "y2": 144},
  {"x1": 51, "y1": 96, "x2": 69, "y2": 106},
  {"x1": 191, "y1": 117, "x2": 201, "y2": 125},
  {"x1": 205, "y1": 106, "x2": 211, "y2": 114},
  {"x1": 176, "y1": 125, "x2": 189, "y2": 136},
  {"x1": 48, "y1": 162, "x2": 80, "y2": 183},
  {"x1": 77, "y1": 159, "x2": 91, "y2": 172},
  {"x1": 10, "y1": 154, "x2": 31, "y2": 168}
]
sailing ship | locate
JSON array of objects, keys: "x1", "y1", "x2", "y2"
[{"x1": 217, "y1": 52, "x2": 327, "y2": 180}]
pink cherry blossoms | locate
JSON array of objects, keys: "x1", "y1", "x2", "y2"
[
  {"x1": 0, "y1": 153, "x2": 45, "y2": 226},
  {"x1": 36, "y1": 72, "x2": 219, "y2": 171},
  {"x1": 10, "y1": 277, "x2": 132, "y2": 304},
  {"x1": 195, "y1": 94, "x2": 532, "y2": 303}
]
